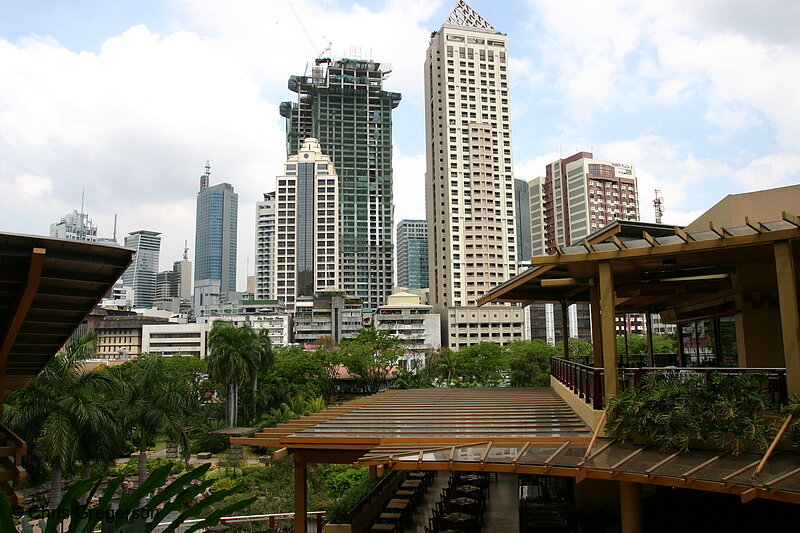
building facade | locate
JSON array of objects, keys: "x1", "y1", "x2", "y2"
[
  {"x1": 121, "y1": 230, "x2": 161, "y2": 308},
  {"x1": 94, "y1": 315, "x2": 169, "y2": 359},
  {"x1": 292, "y1": 291, "x2": 364, "y2": 346},
  {"x1": 529, "y1": 152, "x2": 641, "y2": 339},
  {"x1": 198, "y1": 300, "x2": 290, "y2": 348},
  {"x1": 424, "y1": 1, "x2": 523, "y2": 348},
  {"x1": 255, "y1": 192, "x2": 276, "y2": 300},
  {"x1": 530, "y1": 152, "x2": 639, "y2": 256},
  {"x1": 155, "y1": 259, "x2": 192, "y2": 313},
  {"x1": 50, "y1": 210, "x2": 98, "y2": 242},
  {"x1": 514, "y1": 178, "x2": 532, "y2": 263},
  {"x1": 375, "y1": 292, "x2": 441, "y2": 354},
  {"x1": 274, "y1": 138, "x2": 340, "y2": 309},
  {"x1": 194, "y1": 162, "x2": 238, "y2": 308},
  {"x1": 396, "y1": 220, "x2": 429, "y2": 290},
  {"x1": 280, "y1": 57, "x2": 401, "y2": 311},
  {"x1": 142, "y1": 323, "x2": 211, "y2": 358}
]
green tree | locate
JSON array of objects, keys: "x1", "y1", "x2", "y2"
[
  {"x1": 554, "y1": 338, "x2": 594, "y2": 360},
  {"x1": 454, "y1": 342, "x2": 508, "y2": 386},
  {"x1": 108, "y1": 355, "x2": 197, "y2": 485},
  {"x1": 616, "y1": 334, "x2": 678, "y2": 361},
  {"x1": 4, "y1": 334, "x2": 117, "y2": 509},
  {"x1": 507, "y1": 340, "x2": 557, "y2": 387},
  {"x1": 431, "y1": 347, "x2": 461, "y2": 386},
  {"x1": 207, "y1": 321, "x2": 263, "y2": 427},
  {"x1": 339, "y1": 329, "x2": 403, "y2": 394},
  {"x1": 271, "y1": 345, "x2": 340, "y2": 402}
]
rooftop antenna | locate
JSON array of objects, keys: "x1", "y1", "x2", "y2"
[
  {"x1": 183, "y1": 240, "x2": 189, "y2": 261},
  {"x1": 653, "y1": 189, "x2": 665, "y2": 224},
  {"x1": 200, "y1": 160, "x2": 211, "y2": 190},
  {"x1": 113, "y1": 214, "x2": 118, "y2": 241}
]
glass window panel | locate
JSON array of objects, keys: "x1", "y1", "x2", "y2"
[
  {"x1": 647, "y1": 450, "x2": 721, "y2": 477},
  {"x1": 623, "y1": 239, "x2": 651, "y2": 249}
]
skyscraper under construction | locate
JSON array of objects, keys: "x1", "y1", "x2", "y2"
[{"x1": 280, "y1": 56, "x2": 401, "y2": 311}]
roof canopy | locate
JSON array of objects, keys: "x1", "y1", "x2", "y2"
[
  {"x1": 233, "y1": 388, "x2": 591, "y2": 451},
  {"x1": 0, "y1": 233, "x2": 133, "y2": 390},
  {"x1": 478, "y1": 214, "x2": 800, "y2": 312}
]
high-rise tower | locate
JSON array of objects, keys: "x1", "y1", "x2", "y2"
[
  {"x1": 274, "y1": 138, "x2": 340, "y2": 307},
  {"x1": 396, "y1": 220, "x2": 429, "y2": 290},
  {"x1": 424, "y1": 1, "x2": 523, "y2": 348},
  {"x1": 194, "y1": 163, "x2": 238, "y2": 309},
  {"x1": 255, "y1": 192, "x2": 276, "y2": 301},
  {"x1": 280, "y1": 56, "x2": 401, "y2": 311},
  {"x1": 122, "y1": 230, "x2": 161, "y2": 307}
]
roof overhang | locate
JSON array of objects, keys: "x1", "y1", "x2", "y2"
[
  {"x1": 0, "y1": 233, "x2": 134, "y2": 389},
  {"x1": 479, "y1": 215, "x2": 800, "y2": 312}
]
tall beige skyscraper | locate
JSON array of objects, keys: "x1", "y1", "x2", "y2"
[
  {"x1": 424, "y1": 1, "x2": 523, "y2": 348},
  {"x1": 274, "y1": 138, "x2": 340, "y2": 309}
]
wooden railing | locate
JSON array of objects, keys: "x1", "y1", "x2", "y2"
[
  {"x1": 552, "y1": 357, "x2": 789, "y2": 409},
  {"x1": 0, "y1": 424, "x2": 26, "y2": 506},
  {"x1": 551, "y1": 357, "x2": 605, "y2": 409}
]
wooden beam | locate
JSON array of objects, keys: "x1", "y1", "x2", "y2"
[
  {"x1": 0, "y1": 248, "x2": 46, "y2": 411},
  {"x1": 541, "y1": 278, "x2": 582, "y2": 287},
  {"x1": 599, "y1": 261, "x2": 618, "y2": 401},
  {"x1": 774, "y1": 241, "x2": 800, "y2": 395},
  {"x1": 753, "y1": 414, "x2": 793, "y2": 478},
  {"x1": 294, "y1": 457, "x2": 307, "y2": 533}
]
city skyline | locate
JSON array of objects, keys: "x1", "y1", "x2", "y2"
[{"x1": 1, "y1": 1, "x2": 798, "y2": 289}]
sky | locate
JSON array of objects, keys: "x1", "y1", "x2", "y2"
[{"x1": 1, "y1": 0, "x2": 799, "y2": 288}]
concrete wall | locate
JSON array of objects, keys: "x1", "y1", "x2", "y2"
[{"x1": 685, "y1": 184, "x2": 800, "y2": 232}]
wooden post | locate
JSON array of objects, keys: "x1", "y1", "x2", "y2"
[
  {"x1": 590, "y1": 281, "x2": 603, "y2": 368},
  {"x1": 774, "y1": 241, "x2": 800, "y2": 396},
  {"x1": 294, "y1": 457, "x2": 307, "y2": 533},
  {"x1": 599, "y1": 261, "x2": 619, "y2": 401},
  {"x1": 369, "y1": 465, "x2": 378, "y2": 479},
  {"x1": 619, "y1": 481, "x2": 643, "y2": 533},
  {"x1": 561, "y1": 301, "x2": 570, "y2": 360},
  {"x1": 645, "y1": 312, "x2": 655, "y2": 367}
]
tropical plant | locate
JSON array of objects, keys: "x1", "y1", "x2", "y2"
[
  {"x1": 453, "y1": 342, "x2": 508, "y2": 386},
  {"x1": 606, "y1": 372, "x2": 778, "y2": 454},
  {"x1": 3, "y1": 333, "x2": 118, "y2": 508},
  {"x1": 0, "y1": 463, "x2": 263, "y2": 533},
  {"x1": 106, "y1": 355, "x2": 197, "y2": 485},
  {"x1": 207, "y1": 322, "x2": 267, "y2": 427}
]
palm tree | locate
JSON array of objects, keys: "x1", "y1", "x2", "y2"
[
  {"x1": 207, "y1": 322, "x2": 262, "y2": 427},
  {"x1": 107, "y1": 355, "x2": 197, "y2": 485},
  {"x1": 4, "y1": 334, "x2": 117, "y2": 509}
]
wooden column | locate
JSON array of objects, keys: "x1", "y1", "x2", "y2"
[
  {"x1": 599, "y1": 261, "x2": 619, "y2": 401},
  {"x1": 294, "y1": 457, "x2": 307, "y2": 533},
  {"x1": 590, "y1": 281, "x2": 603, "y2": 368},
  {"x1": 369, "y1": 465, "x2": 378, "y2": 479},
  {"x1": 619, "y1": 481, "x2": 643, "y2": 533},
  {"x1": 775, "y1": 241, "x2": 800, "y2": 395},
  {"x1": 561, "y1": 301, "x2": 570, "y2": 360},
  {"x1": 645, "y1": 312, "x2": 655, "y2": 367}
]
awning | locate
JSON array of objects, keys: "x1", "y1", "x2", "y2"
[
  {"x1": 355, "y1": 438, "x2": 800, "y2": 505},
  {"x1": 478, "y1": 214, "x2": 800, "y2": 312}
]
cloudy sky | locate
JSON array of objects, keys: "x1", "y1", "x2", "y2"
[{"x1": 2, "y1": 0, "x2": 799, "y2": 287}]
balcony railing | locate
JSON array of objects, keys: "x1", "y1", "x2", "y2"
[
  {"x1": 551, "y1": 357, "x2": 604, "y2": 409},
  {"x1": 551, "y1": 357, "x2": 789, "y2": 409},
  {"x1": 0, "y1": 424, "x2": 26, "y2": 506}
]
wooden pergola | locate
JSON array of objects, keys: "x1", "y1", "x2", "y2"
[
  {"x1": 234, "y1": 387, "x2": 800, "y2": 533},
  {"x1": 232, "y1": 387, "x2": 592, "y2": 532},
  {"x1": 478, "y1": 214, "x2": 800, "y2": 400}
]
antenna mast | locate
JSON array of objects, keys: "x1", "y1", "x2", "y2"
[
  {"x1": 183, "y1": 240, "x2": 189, "y2": 261},
  {"x1": 653, "y1": 189, "x2": 665, "y2": 224}
]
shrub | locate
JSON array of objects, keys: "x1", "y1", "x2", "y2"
[
  {"x1": 606, "y1": 372, "x2": 777, "y2": 454},
  {"x1": 325, "y1": 471, "x2": 378, "y2": 524}
]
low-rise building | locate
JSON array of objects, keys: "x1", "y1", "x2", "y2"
[
  {"x1": 293, "y1": 291, "x2": 364, "y2": 346},
  {"x1": 375, "y1": 292, "x2": 441, "y2": 355},
  {"x1": 142, "y1": 323, "x2": 211, "y2": 358},
  {"x1": 198, "y1": 300, "x2": 290, "y2": 347},
  {"x1": 94, "y1": 315, "x2": 169, "y2": 359}
]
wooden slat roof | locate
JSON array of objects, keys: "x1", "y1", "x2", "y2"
[
  {"x1": 232, "y1": 388, "x2": 592, "y2": 450},
  {"x1": 0, "y1": 232, "x2": 134, "y2": 389},
  {"x1": 477, "y1": 214, "x2": 800, "y2": 312},
  {"x1": 355, "y1": 438, "x2": 800, "y2": 505}
]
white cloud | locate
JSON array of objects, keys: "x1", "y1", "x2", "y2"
[{"x1": 392, "y1": 144, "x2": 427, "y2": 224}]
